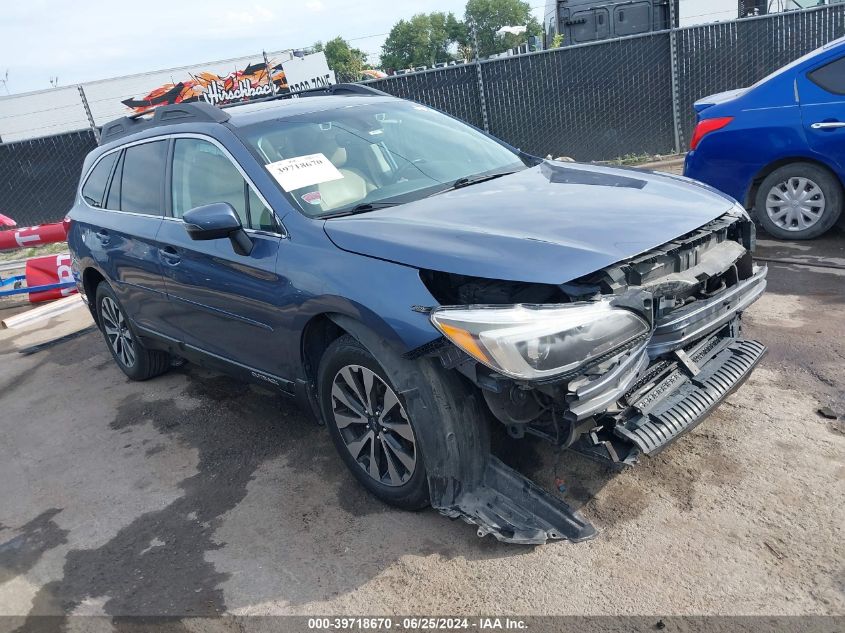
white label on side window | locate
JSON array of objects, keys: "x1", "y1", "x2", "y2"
[{"x1": 265, "y1": 153, "x2": 343, "y2": 192}]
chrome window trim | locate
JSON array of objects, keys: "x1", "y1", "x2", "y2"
[{"x1": 78, "y1": 132, "x2": 288, "y2": 238}]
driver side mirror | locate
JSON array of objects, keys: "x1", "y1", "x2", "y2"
[{"x1": 182, "y1": 203, "x2": 253, "y2": 256}]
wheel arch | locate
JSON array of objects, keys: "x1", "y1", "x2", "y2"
[
  {"x1": 746, "y1": 155, "x2": 843, "y2": 209},
  {"x1": 81, "y1": 266, "x2": 107, "y2": 326},
  {"x1": 298, "y1": 309, "x2": 422, "y2": 422}
]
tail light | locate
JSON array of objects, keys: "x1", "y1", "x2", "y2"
[
  {"x1": 690, "y1": 116, "x2": 734, "y2": 150},
  {"x1": 62, "y1": 215, "x2": 73, "y2": 237}
]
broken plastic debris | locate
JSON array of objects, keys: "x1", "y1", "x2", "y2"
[{"x1": 817, "y1": 406, "x2": 838, "y2": 420}]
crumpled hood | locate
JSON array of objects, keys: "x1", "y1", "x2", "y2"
[{"x1": 323, "y1": 162, "x2": 737, "y2": 285}]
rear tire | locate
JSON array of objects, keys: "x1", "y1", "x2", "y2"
[
  {"x1": 754, "y1": 162, "x2": 842, "y2": 240},
  {"x1": 95, "y1": 282, "x2": 170, "y2": 381}
]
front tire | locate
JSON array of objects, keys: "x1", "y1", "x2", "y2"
[
  {"x1": 318, "y1": 335, "x2": 429, "y2": 510},
  {"x1": 755, "y1": 162, "x2": 842, "y2": 240},
  {"x1": 95, "y1": 282, "x2": 171, "y2": 381}
]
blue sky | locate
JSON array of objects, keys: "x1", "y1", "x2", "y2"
[{"x1": 1, "y1": 0, "x2": 547, "y2": 95}]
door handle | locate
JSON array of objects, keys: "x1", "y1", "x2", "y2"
[
  {"x1": 94, "y1": 229, "x2": 110, "y2": 245},
  {"x1": 810, "y1": 121, "x2": 845, "y2": 129},
  {"x1": 160, "y1": 246, "x2": 181, "y2": 266}
]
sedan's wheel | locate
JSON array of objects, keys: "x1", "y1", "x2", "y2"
[
  {"x1": 331, "y1": 364, "x2": 417, "y2": 487},
  {"x1": 318, "y1": 335, "x2": 429, "y2": 510},
  {"x1": 765, "y1": 177, "x2": 825, "y2": 232},
  {"x1": 755, "y1": 162, "x2": 842, "y2": 240},
  {"x1": 95, "y1": 282, "x2": 171, "y2": 381}
]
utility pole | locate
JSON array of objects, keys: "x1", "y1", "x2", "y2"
[
  {"x1": 0, "y1": 70, "x2": 9, "y2": 96},
  {"x1": 262, "y1": 50, "x2": 278, "y2": 96},
  {"x1": 78, "y1": 85, "x2": 101, "y2": 144},
  {"x1": 471, "y1": 22, "x2": 490, "y2": 132},
  {"x1": 668, "y1": 0, "x2": 682, "y2": 154}
]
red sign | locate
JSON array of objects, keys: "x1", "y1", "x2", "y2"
[
  {"x1": 0, "y1": 222, "x2": 68, "y2": 251},
  {"x1": 26, "y1": 253, "x2": 76, "y2": 303}
]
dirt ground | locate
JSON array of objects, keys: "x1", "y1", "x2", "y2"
[{"x1": 0, "y1": 229, "x2": 842, "y2": 626}]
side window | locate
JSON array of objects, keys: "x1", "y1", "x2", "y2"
[
  {"x1": 105, "y1": 151, "x2": 124, "y2": 210},
  {"x1": 118, "y1": 141, "x2": 167, "y2": 215},
  {"x1": 248, "y1": 187, "x2": 277, "y2": 232},
  {"x1": 808, "y1": 56, "x2": 845, "y2": 95},
  {"x1": 81, "y1": 153, "x2": 117, "y2": 208},
  {"x1": 171, "y1": 138, "x2": 273, "y2": 231}
]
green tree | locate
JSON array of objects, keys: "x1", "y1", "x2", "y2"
[
  {"x1": 463, "y1": 0, "x2": 542, "y2": 58},
  {"x1": 313, "y1": 37, "x2": 368, "y2": 82},
  {"x1": 380, "y1": 12, "x2": 465, "y2": 71}
]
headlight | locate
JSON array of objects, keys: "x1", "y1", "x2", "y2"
[{"x1": 430, "y1": 301, "x2": 649, "y2": 380}]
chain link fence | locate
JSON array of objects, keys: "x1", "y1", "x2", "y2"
[
  {"x1": 481, "y1": 32, "x2": 675, "y2": 160},
  {"x1": 1, "y1": 5, "x2": 844, "y2": 227},
  {"x1": 367, "y1": 4, "x2": 845, "y2": 160},
  {"x1": 365, "y1": 64, "x2": 485, "y2": 130},
  {"x1": 0, "y1": 130, "x2": 98, "y2": 227},
  {"x1": 675, "y1": 6, "x2": 845, "y2": 147}
]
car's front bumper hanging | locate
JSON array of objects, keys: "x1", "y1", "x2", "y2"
[{"x1": 616, "y1": 337, "x2": 766, "y2": 454}]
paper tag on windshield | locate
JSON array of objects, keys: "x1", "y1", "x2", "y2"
[{"x1": 266, "y1": 153, "x2": 343, "y2": 192}]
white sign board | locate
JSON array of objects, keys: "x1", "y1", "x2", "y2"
[
  {"x1": 266, "y1": 153, "x2": 343, "y2": 191},
  {"x1": 282, "y1": 52, "x2": 336, "y2": 93}
]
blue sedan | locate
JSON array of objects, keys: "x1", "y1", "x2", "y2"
[{"x1": 684, "y1": 36, "x2": 845, "y2": 239}]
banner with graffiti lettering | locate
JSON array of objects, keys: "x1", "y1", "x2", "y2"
[
  {"x1": 121, "y1": 59, "x2": 286, "y2": 113},
  {"x1": 120, "y1": 52, "x2": 334, "y2": 114}
]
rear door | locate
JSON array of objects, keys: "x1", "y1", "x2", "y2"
[
  {"x1": 86, "y1": 139, "x2": 170, "y2": 330},
  {"x1": 156, "y1": 135, "x2": 290, "y2": 380},
  {"x1": 798, "y1": 53, "x2": 845, "y2": 171}
]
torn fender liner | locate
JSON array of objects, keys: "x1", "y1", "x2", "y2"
[
  {"x1": 328, "y1": 313, "x2": 596, "y2": 546},
  {"x1": 432, "y1": 458, "x2": 598, "y2": 545}
]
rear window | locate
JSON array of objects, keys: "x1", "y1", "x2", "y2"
[
  {"x1": 115, "y1": 141, "x2": 167, "y2": 215},
  {"x1": 808, "y1": 56, "x2": 845, "y2": 95},
  {"x1": 81, "y1": 153, "x2": 117, "y2": 208}
]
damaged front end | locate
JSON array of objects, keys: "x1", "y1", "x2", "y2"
[{"x1": 419, "y1": 210, "x2": 767, "y2": 544}]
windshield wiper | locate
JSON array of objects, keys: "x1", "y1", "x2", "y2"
[
  {"x1": 430, "y1": 171, "x2": 518, "y2": 196},
  {"x1": 321, "y1": 201, "x2": 400, "y2": 219}
]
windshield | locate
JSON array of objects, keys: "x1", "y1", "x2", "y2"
[{"x1": 241, "y1": 100, "x2": 527, "y2": 217}]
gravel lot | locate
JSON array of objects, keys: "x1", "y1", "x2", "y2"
[{"x1": 0, "y1": 228, "x2": 842, "y2": 625}]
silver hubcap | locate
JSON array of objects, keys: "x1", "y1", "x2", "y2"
[
  {"x1": 765, "y1": 176, "x2": 826, "y2": 232},
  {"x1": 330, "y1": 365, "x2": 417, "y2": 487},
  {"x1": 101, "y1": 296, "x2": 136, "y2": 368}
]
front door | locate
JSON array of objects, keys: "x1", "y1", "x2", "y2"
[{"x1": 156, "y1": 136, "x2": 291, "y2": 382}]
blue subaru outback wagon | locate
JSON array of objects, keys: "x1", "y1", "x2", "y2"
[{"x1": 69, "y1": 84, "x2": 767, "y2": 544}]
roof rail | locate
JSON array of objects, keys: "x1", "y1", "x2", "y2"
[
  {"x1": 100, "y1": 101, "x2": 231, "y2": 144},
  {"x1": 98, "y1": 83, "x2": 390, "y2": 144}
]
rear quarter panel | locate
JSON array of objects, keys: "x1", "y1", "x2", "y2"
[
  {"x1": 684, "y1": 73, "x2": 807, "y2": 204},
  {"x1": 685, "y1": 45, "x2": 845, "y2": 206}
]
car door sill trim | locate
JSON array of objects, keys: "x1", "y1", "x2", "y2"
[{"x1": 135, "y1": 324, "x2": 294, "y2": 392}]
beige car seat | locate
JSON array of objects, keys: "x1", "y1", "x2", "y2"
[{"x1": 317, "y1": 147, "x2": 374, "y2": 210}]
